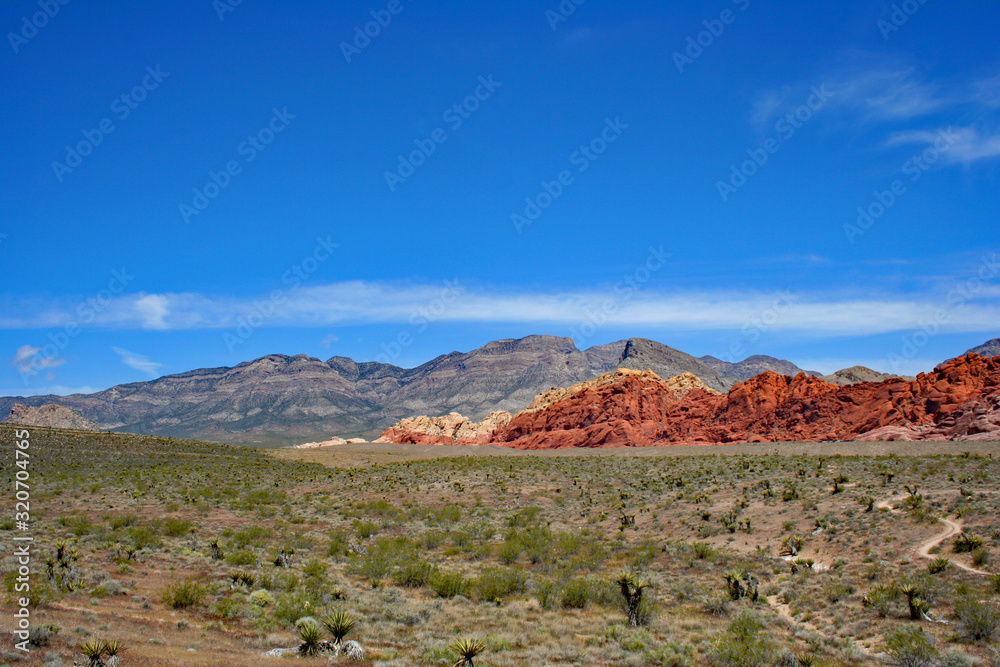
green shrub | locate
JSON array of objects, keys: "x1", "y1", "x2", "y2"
[
  {"x1": 883, "y1": 626, "x2": 938, "y2": 667},
  {"x1": 353, "y1": 519, "x2": 379, "y2": 539},
  {"x1": 395, "y1": 560, "x2": 437, "y2": 588},
  {"x1": 328, "y1": 529, "x2": 351, "y2": 560},
  {"x1": 927, "y1": 558, "x2": 950, "y2": 574},
  {"x1": 953, "y1": 597, "x2": 999, "y2": 642},
  {"x1": 971, "y1": 547, "x2": 990, "y2": 567},
  {"x1": 162, "y1": 578, "x2": 206, "y2": 609},
  {"x1": 161, "y1": 517, "x2": 193, "y2": 537},
  {"x1": 249, "y1": 589, "x2": 274, "y2": 607},
  {"x1": 709, "y1": 610, "x2": 778, "y2": 667},
  {"x1": 561, "y1": 577, "x2": 593, "y2": 609},
  {"x1": 430, "y1": 571, "x2": 469, "y2": 598},
  {"x1": 273, "y1": 591, "x2": 314, "y2": 625},
  {"x1": 533, "y1": 578, "x2": 559, "y2": 610},
  {"x1": 474, "y1": 567, "x2": 527, "y2": 602},
  {"x1": 224, "y1": 550, "x2": 257, "y2": 566}
]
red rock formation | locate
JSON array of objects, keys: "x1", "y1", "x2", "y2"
[{"x1": 377, "y1": 354, "x2": 1000, "y2": 448}]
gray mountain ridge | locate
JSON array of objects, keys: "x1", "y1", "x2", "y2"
[{"x1": 0, "y1": 334, "x2": 926, "y2": 446}]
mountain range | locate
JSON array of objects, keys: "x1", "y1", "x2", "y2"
[{"x1": 0, "y1": 334, "x2": 984, "y2": 446}]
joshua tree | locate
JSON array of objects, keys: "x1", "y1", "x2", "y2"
[
  {"x1": 897, "y1": 582, "x2": 930, "y2": 620},
  {"x1": 209, "y1": 538, "x2": 224, "y2": 560},
  {"x1": 616, "y1": 572, "x2": 650, "y2": 626},
  {"x1": 724, "y1": 569, "x2": 759, "y2": 602},
  {"x1": 858, "y1": 494, "x2": 876, "y2": 512},
  {"x1": 831, "y1": 474, "x2": 849, "y2": 494},
  {"x1": 450, "y1": 637, "x2": 488, "y2": 667}
]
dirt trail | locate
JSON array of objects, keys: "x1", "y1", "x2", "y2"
[{"x1": 877, "y1": 492, "x2": 992, "y2": 576}]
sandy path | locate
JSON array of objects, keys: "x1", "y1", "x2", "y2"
[{"x1": 877, "y1": 492, "x2": 992, "y2": 576}]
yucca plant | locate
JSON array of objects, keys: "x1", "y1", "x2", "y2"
[
  {"x1": 79, "y1": 639, "x2": 107, "y2": 667},
  {"x1": 104, "y1": 639, "x2": 126, "y2": 667},
  {"x1": 320, "y1": 608, "x2": 356, "y2": 646},
  {"x1": 450, "y1": 637, "x2": 488, "y2": 667},
  {"x1": 297, "y1": 620, "x2": 323, "y2": 656}
]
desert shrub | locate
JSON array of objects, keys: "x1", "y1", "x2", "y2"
[
  {"x1": 953, "y1": 533, "x2": 984, "y2": 553},
  {"x1": 351, "y1": 536, "x2": 415, "y2": 584},
  {"x1": 419, "y1": 529, "x2": 447, "y2": 550},
  {"x1": 823, "y1": 581, "x2": 855, "y2": 603},
  {"x1": 474, "y1": 567, "x2": 527, "y2": 602},
  {"x1": 395, "y1": 560, "x2": 437, "y2": 588},
  {"x1": 353, "y1": 519, "x2": 379, "y2": 539},
  {"x1": 105, "y1": 513, "x2": 141, "y2": 530},
  {"x1": 972, "y1": 547, "x2": 990, "y2": 567},
  {"x1": 225, "y1": 550, "x2": 257, "y2": 566},
  {"x1": 230, "y1": 524, "x2": 271, "y2": 548},
  {"x1": 273, "y1": 590, "x2": 314, "y2": 625},
  {"x1": 692, "y1": 541, "x2": 717, "y2": 559},
  {"x1": 883, "y1": 626, "x2": 938, "y2": 667},
  {"x1": 127, "y1": 525, "x2": 162, "y2": 550},
  {"x1": 162, "y1": 578, "x2": 206, "y2": 608},
  {"x1": 862, "y1": 584, "x2": 897, "y2": 617},
  {"x1": 430, "y1": 571, "x2": 470, "y2": 598},
  {"x1": 161, "y1": 517, "x2": 194, "y2": 537},
  {"x1": 709, "y1": 610, "x2": 778, "y2": 667},
  {"x1": 953, "y1": 597, "x2": 999, "y2": 641},
  {"x1": 211, "y1": 596, "x2": 248, "y2": 619},
  {"x1": 327, "y1": 529, "x2": 351, "y2": 560},
  {"x1": 249, "y1": 589, "x2": 274, "y2": 607},
  {"x1": 533, "y1": 578, "x2": 559, "y2": 610},
  {"x1": 561, "y1": 577, "x2": 594, "y2": 609},
  {"x1": 59, "y1": 516, "x2": 94, "y2": 537},
  {"x1": 927, "y1": 557, "x2": 950, "y2": 574},
  {"x1": 989, "y1": 573, "x2": 1000, "y2": 594},
  {"x1": 497, "y1": 539, "x2": 521, "y2": 565},
  {"x1": 703, "y1": 594, "x2": 731, "y2": 616}
]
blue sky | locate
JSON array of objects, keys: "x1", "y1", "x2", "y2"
[{"x1": 1, "y1": 0, "x2": 999, "y2": 396}]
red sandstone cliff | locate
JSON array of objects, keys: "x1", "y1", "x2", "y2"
[{"x1": 376, "y1": 354, "x2": 1000, "y2": 448}]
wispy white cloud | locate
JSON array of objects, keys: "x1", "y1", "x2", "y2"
[
  {"x1": 0, "y1": 385, "x2": 99, "y2": 397},
  {"x1": 886, "y1": 126, "x2": 1000, "y2": 164},
  {"x1": 11, "y1": 344, "x2": 65, "y2": 374},
  {"x1": 748, "y1": 61, "x2": 1000, "y2": 168},
  {"x1": 112, "y1": 347, "x2": 164, "y2": 377},
  {"x1": 1, "y1": 278, "x2": 998, "y2": 338}
]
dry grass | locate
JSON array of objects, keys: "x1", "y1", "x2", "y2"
[{"x1": 2, "y1": 424, "x2": 999, "y2": 666}]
